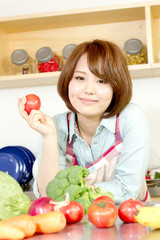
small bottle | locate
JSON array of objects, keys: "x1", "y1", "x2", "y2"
[
  {"x1": 35, "y1": 47, "x2": 62, "y2": 73},
  {"x1": 124, "y1": 38, "x2": 146, "y2": 65},
  {"x1": 11, "y1": 49, "x2": 35, "y2": 74}
]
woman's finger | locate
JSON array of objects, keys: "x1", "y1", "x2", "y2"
[
  {"x1": 18, "y1": 96, "x2": 29, "y2": 121},
  {"x1": 28, "y1": 111, "x2": 47, "y2": 130},
  {"x1": 29, "y1": 110, "x2": 45, "y2": 122}
]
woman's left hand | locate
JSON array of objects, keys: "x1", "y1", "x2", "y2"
[{"x1": 18, "y1": 97, "x2": 56, "y2": 136}]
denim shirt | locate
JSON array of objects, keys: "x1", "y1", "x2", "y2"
[{"x1": 33, "y1": 103, "x2": 150, "y2": 204}]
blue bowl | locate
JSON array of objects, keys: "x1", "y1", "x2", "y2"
[
  {"x1": 0, "y1": 152, "x2": 24, "y2": 183},
  {"x1": 16, "y1": 146, "x2": 35, "y2": 182},
  {"x1": 0, "y1": 146, "x2": 32, "y2": 184}
]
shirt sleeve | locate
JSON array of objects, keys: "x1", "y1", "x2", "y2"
[
  {"x1": 32, "y1": 136, "x2": 43, "y2": 198},
  {"x1": 32, "y1": 136, "x2": 67, "y2": 198},
  {"x1": 95, "y1": 105, "x2": 150, "y2": 204}
]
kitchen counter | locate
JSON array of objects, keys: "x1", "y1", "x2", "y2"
[
  {"x1": 24, "y1": 191, "x2": 160, "y2": 239},
  {"x1": 25, "y1": 215, "x2": 159, "y2": 240}
]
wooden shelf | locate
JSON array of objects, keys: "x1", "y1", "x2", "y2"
[
  {"x1": 0, "y1": 72, "x2": 59, "y2": 89},
  {"x1": 128, "y1": 63, "x2": 160, "y2": 78},
  {"x1": 1, "y1": 65, "x2": 160, "y2": 89},
  {"x1": 0, "y1": 0, "x2": 160, "y2": 89}
]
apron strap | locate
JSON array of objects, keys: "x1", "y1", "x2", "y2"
[
  {"x1": 66, "y1": 113, "x2": 78, "y2": 165},
  {"x1": 115, "y1": 113, "x2": 122, "y2": 142},
  {"x1": 141, "y1": 189, "x2": 149, "y2": 202}
]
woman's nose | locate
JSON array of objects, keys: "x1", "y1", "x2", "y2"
[{"x1": 84, "y1": 80, "x2": 96, "y2": 94}]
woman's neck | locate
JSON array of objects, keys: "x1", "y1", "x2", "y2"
[{"x1": 76, "y1": 114, "x2": 102, "y2": 146}]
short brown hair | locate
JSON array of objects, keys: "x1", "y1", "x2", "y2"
[{"x1": 57, "y1": 39, "x2": 132, "y2": 118}]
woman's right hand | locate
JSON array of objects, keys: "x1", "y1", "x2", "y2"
[{"x1": 18, "y1": 96, "x2": 56, "y2": 137}]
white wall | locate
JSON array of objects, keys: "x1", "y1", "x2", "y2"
[
  {"x1": 0, "y1": 0, "x2": 159, "y2": 164},
  {"x1": 132, "y1": 78, "x2": 160, "y2": 158},
  {"x1": 0, "y1": 0, "x2": 152, "y2": 17},
  {"x1": 1, "y1": 77, "x2": 160, "y2": 159}
]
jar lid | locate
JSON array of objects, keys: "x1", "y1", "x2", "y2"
[
  {"x1": 124, "y1": 38, "x2": 143, "y2": 55},
  {"x1": 62, "y1": 44, "x2": 77, "y2": 59},
  {"x1": 11, "y1": 49, "x2": 29, "y2": 65},
  {"x1": 35, "y1": 47, "x2": 53, "y2": 63}
]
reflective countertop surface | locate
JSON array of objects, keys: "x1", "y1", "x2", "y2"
[{"x1": 25, "y1": 215, "x2": 159, "y2": 240}]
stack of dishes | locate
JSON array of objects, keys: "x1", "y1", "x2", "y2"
[{"x1": 0, "y1": 146, "x2": 35, "y2": 186}]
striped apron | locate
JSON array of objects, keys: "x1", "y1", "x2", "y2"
[{"x1": 66, "y1": 113, "x2": 150, "y2": 202}]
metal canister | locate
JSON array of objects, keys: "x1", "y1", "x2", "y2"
[
  {"x1": 124, "y1": 38, "x2": 146, "y2": 65},
  {"x1": 62, "y1": 44, "x2": 77, "y2": 59},
  {"x1": 11, "y1": 49, "x2": 35, "y2": 74},
  {"x1": 35, "y1": 47, "x2": 62, "y2": 73}
]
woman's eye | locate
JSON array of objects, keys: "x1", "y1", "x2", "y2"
[
  {"x1": 75, "y1": 76, "x2": 84, "y2": 80},
  {"x1": 98, "y1": 79, "x2": 107, "y2": 84}
]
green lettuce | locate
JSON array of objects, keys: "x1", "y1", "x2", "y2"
[{"x1": 0, "y1": 171, "x2": 31, "y2": 220}]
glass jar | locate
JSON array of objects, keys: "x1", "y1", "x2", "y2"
[
  {"x1": 62, "y1": 44, "x2": 77, "y2": 59},
  {"x1": 124, "y1": 38, "x2": 146, "y2": 65},
  {"x1": 11, "y1": 49, "x2": 35, "y2": 74},
  {"x1": 35, "y1": 47, "x2": 62, "y2": 73}
]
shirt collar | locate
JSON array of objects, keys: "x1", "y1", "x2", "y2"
[
  {"x1": 100, "y1": 114, "x2": 117, "y2": 133},
  {"x1": 68, "y1": 112, "x2": 117, "y2": 143}
]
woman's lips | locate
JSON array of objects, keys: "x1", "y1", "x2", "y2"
[{"x1": 79, "y1": 98, "x2": 98, "y2": 104}]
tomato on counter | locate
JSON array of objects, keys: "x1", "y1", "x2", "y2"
[
  {"x1": 60, "y1": 201, "x2": 84, "y2": 223},
  {"x1": 88, "y1": 200, "x2": 118, "y2": 228},
  {"x1": 118, "y1": 199, "x2": 144, "y2": 223}
]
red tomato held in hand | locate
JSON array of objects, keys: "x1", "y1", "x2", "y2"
[
  {"x1": 25, "y1": 94, "x2": 41, "y2": 114},
  {"x1": 118, "y1": 199, "x2": 144, "y2": 223},
  {"x1": 88, "y1": 200, "x2": 118, "y2": 228},
  {"x1": 60, "y1": 201, "x2": 85, "y2": 223}
]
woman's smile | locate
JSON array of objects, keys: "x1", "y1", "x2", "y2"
[{"x1": 79, "y1": 97, "x2": 98, "y2": 104}]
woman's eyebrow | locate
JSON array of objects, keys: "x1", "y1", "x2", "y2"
[{"x1": 75, "y1": 70, "x2": 86, "y2": 75}]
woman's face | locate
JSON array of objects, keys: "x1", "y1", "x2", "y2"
[{"x1": 68, "y1": 53, "x2": 113, "y2": 119}]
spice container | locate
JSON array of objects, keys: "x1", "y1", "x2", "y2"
[
  {"x1": 124, "y1": 38, "x2": 146, "y2": 65},
  {"x1": 11, "y1": 49, "x2": 35, "y2": 74},
  {"x1": 35, "y1": 47, "x2": 62, "y2": 73},
  {"x1": 62, "y1": 44, "x2": 77, "y2": 59}
]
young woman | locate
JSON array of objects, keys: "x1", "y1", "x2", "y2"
[{"x1": 18, "y1": 39, "x2": 150, "y2": 204}]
